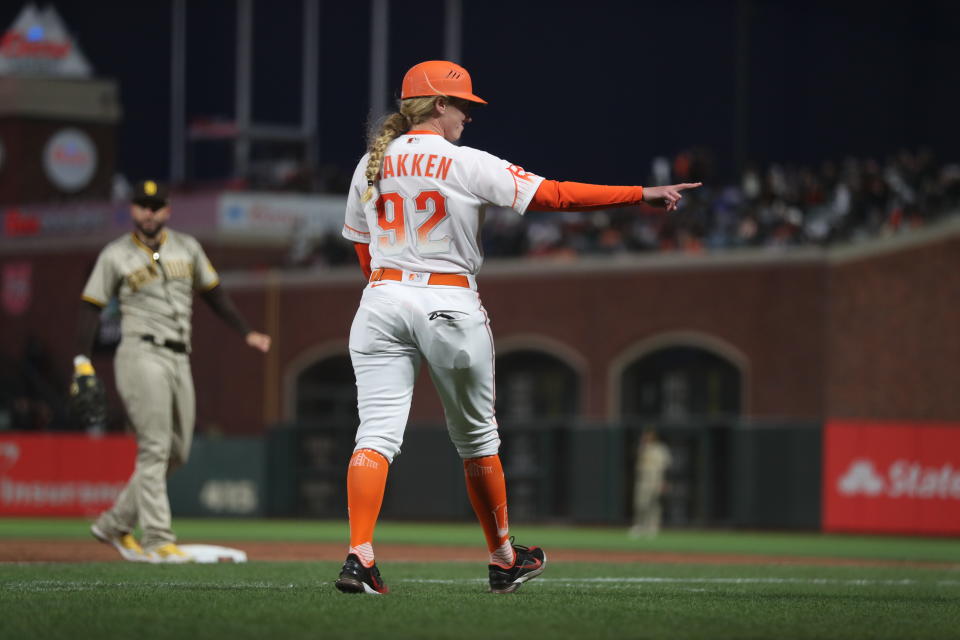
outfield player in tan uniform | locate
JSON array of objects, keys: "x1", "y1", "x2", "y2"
[
  {"x1": 335, "y1": 60, "x2": 700, "y2": 594},
  {"x1": 630, "y1": 429, "x2": 672, "y2": 537},
  {"x1": 75, "y1": 180, "x2": 270, "y2": 563}
]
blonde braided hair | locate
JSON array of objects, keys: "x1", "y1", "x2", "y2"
[{"x1": 361, "y1": 96, "x2": 442, "y2": 203}]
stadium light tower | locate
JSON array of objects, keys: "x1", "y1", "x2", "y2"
[
  {"x1": 368, "y1": 0, "x2": 463, "y2": 123},
  {"x1": 369, "y1": 0, "x2": 389, "y2": 122},
  {"x1": 444, "y1": 0, "x2": 462, "y2": 63},
  {"x1": 169, "y1": 0, "x2": 320, "y2": 186}
]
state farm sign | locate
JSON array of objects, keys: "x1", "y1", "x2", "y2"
[
  {"x1": 839, "y1": 459, "x2": 960, "y2": 500},
  {"x1": 823, "y1": 421, "x2": 960, "y2": 534}
]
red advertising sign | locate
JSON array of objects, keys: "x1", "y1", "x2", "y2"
[
  {"x1": 823, "y1": 420, "x2": 960, "y2": 535},
  {"x1": 0, "y1": 433, "x2": 135, "y2": 516}
]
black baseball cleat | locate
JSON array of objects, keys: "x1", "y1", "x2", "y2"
[
  {"x1": 335, "y1": 553, "x2": 389, "y2": 595},
  {"x1": 488, "y1": 539, "x2": 547, "y2": 594}
]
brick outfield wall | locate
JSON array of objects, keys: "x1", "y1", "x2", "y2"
[
  {"x1": 1, "y1": 232, "x2": 958, "y2": 434},
  {"x1": 825, "y1": 237, "x2": 960, "y2": 420}
]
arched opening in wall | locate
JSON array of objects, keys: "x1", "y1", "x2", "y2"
[
  {"x1": 495, "y1": 349, "x2": 580, "y2": 521},
  {"x1": 287, "y1": 353, "x2": 357, "y2": 518},
  {"x1": 495, "y1": 350, "x2": 580, "y2": 423},
  {"x1": 620, "y1": 346, "x2": 741, "y2": 421},
  {"x1": 294, "y1": 354, "x2": 357, "y2": 428},
  {"x1": 620, "y1": 345, "x2": 742, "y2": 529}
]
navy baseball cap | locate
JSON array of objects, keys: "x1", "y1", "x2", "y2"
[{"x1": 131, "y1": 179, "x2": 169, "y2": 209}]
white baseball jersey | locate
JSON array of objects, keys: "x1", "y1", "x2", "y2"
[{"x1": 341, "y1": 131, "x2": 545, "y2": 274}]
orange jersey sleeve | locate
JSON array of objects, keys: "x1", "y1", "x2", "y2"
[
  {"x1": 529, "y1": 180, "x2": 645, "y2": 212},
  {"x1": 354, "y1": 242, "x2": 372, "y2": 279}
]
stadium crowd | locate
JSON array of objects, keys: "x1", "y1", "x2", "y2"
[
  {"x1": 290, "y1": 147, "x2": 960, "y2": 267},
  {"x1": 482, "y1": 147, "x2": 960, "y2": 259}
]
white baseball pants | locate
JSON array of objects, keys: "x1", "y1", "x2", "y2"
[{"x1": 348, "y1": 281, "x2": 500, "y2": 463}]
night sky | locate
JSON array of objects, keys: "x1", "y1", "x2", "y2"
[{"x1": 4, "y1": 0, "x2": 959, "y2": 188}]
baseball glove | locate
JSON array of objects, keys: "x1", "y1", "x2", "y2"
[{"x1": 69, "y1": 373, "x2": 107, "y2": 430}]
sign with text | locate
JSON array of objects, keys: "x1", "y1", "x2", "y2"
[
  {"x1": 218, "y1": 192, "x2": 347, "y2": 238},
  {"x1": 43, "y1": 128, "x2": 98, "y2": 192},
  {"x1": 0, "y1": 3, "x2": 92, "y2": 76},
  {"x1": 823, "y1": 421, "x2": 960, "y2": 535},
  {"x1": 0, "y1": 191, "x2": 218, "y2": 244},
  {"x1": 0, "y1": 433, "x2": 135, "y2": 516}
]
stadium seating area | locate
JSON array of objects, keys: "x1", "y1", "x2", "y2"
[
  {"x1": 482, "y1": 147, "x2": 960, "y2": 259},
  {"x1": 287, "y1": 147, "x2": 960, "y2": 268}
]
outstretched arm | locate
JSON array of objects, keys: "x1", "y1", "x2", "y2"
[
  {"x1": 529, "y1": 180, "x2": 702, "y2": 213},
  {"x1": 200, "y1": 285, "x2": 271, "y2": 353}
]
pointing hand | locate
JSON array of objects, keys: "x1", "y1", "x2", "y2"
[{"x1": 642, "y1": 182, "x2": 703, "y2": 212}]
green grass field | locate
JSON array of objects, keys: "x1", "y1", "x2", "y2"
[{"x1": 1, "y1": 518, "x2": 959, "y2": 640}]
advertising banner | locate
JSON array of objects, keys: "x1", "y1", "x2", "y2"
[
  {"x1": 0, "y1": 433, "x2": 135, "y2": 516},
  {"x1": 823, "y1": 420, "x2": 960, "y2": 534},
  {"x1": 0, "y1": 4, "x2": 93, "y2": 77},
  {"x1": 0, "y1": 191, "x2": 219, "y2": 243},
  {"x1": 167, "y1": 437, "x2": 265, "y2": 517},
  {"x1": 218, "y1": 192, "x2": 347, "y2": 238}
]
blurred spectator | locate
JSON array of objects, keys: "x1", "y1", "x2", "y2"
[{"x1": 651, "y1": 156, "x2": 671, "y2": 186}]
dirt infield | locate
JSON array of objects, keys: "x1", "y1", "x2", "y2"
[{"x1": 2, "y1": 540, "x2": 956, "y2": 568}]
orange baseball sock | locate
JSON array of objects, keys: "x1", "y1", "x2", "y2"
[
  {"x1": 463, "y1": 454, "x2": 515, "y2": 568},
  {"x1": 347, "y1": 448, "x2": 389, "y2": 568}
]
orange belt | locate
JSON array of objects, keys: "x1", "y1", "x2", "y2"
[{"x1": 370, "y1": 268, "x2": 471, "y2": 288}]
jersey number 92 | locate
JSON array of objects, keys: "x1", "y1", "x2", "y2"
[{"x1": 375, "y1": 190, "x2": 451, "y2": 256}]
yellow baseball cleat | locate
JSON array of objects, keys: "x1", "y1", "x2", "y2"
[
  {"x1": 149, "y1": 543, "x2": 195, "y2": 564},
  {"x1": 91, "y1": 524, "x2": 155, "y2": 563}
]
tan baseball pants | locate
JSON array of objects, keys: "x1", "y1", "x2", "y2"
[{"x1": 94, "y1": 338, "x2": 194, "y2": 550}]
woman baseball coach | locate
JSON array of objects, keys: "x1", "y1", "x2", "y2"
[{"x1": 337, "y1": 60, "x2": 700, "y2": 594}]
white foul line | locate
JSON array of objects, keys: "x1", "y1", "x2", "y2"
[
  {"x1": 2, "y1": 576, "x2": 959, "y2": 593},
  {"x1": 401, "y1": 576, "x2": 960, "y2": 587}
]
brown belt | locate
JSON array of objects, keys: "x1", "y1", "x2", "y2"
[{"x1": 369, "y1": 268, "x2": 471, "y2": 288}]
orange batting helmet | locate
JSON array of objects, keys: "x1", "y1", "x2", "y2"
[{"x1": 401, "y1": 60, "x2": 487, "y2": 104}]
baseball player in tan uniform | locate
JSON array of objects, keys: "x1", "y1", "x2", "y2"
[
  {"x1": 631, "y1": 429, "x2": 673, "y2": 537},
  {"x1": 335, "y1": 60, "x2": 700, "y2": 594},
  {"x1": 74, "y1": 180, "x2": 270, "y2": 563}
]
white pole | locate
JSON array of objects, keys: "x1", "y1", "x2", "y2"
[
  {"x1": 235, "y1": 0, "x2": 254, "y2": 180},
  {"x1": 444, "y1": 0, "x2": 462, "y2": 63},
  {"x1": 302, "y1": 0, "x2": 319, "y2": 173},
  {"x1": 369, "y1": 0, "x2": 389, "y2": 121},
  {"x1": 170, "y1": 0, "x2": 186, "y2": 183}
]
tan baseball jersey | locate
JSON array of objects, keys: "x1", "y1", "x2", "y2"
[
  {"x1": 637, "y1": 441, "x2": 673, "y2": 491},
  {"x1": 82, "y1": 229, "x2": 220, "y2": 346},
  {"x1": 341, "y1": 131, "x2": 545, "y2": 275}
]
